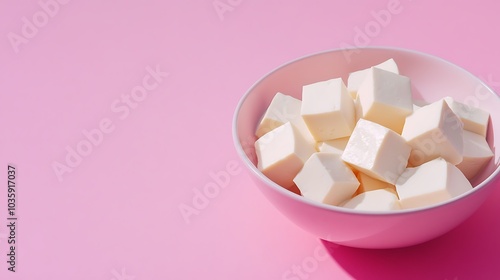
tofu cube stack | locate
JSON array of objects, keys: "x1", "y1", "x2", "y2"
[{"x1": 254, "y1": 59, "x2": 493, "y2": 211}]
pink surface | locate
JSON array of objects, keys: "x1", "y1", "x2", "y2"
[{"x1": 0, "y1": 0, "x2": 499, "y2": 279}]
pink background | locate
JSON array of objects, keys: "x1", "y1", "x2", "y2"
[{"x1": 1, "y1": 0, "x2": 500, "y2": 279}]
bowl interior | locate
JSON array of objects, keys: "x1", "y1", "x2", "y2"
[{"x1": 235, "y1": 47, "x2": 500, "y2": 196}]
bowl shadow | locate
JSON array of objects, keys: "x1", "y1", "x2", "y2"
[{"x1": 321, "y1": 184, "x2": 500, "y2": 280}]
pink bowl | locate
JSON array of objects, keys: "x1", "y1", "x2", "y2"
[{"x1": 232, "y1": 47, "x2": 500, "y2": 249}]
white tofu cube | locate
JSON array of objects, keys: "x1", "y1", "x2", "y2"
[
  {"x1": 341, "y1": 189, "x2": 401, "y2": 211},
  {"x1": 456, "y1": 130, "x2": 494, "y2": 179},
  {"x1": 402, "y1": 99, "x2": 464, "y2": 166},
  {"x1": 255, "y1": 122, "x2": 316, "y2": 188},
  {"x1": 347, "y1": 59, "x2": 399, "y2": 99},
  {"x1": 355, "y1": 67, "x2": 413, "y2": 133},
  {"x1": 342, "y1": 119, "x2": 411, "y2": 184},
  {"x1": 444, "y1": 97, "x2": 490, "y2": 137},
  {"x1": 293, "y1": 153, "x2": 359, "y2": 206},
  {"x1": 301, "y1": 78, "x2": 356, "y2": 141},
  {"x1": 396, "y1": 158, "x2": 473, "y2": 209},
  {"x1": 316, "y1": 137, "x2": 350, "y2": 155},
  {"x1": 255, "y1": 92, "x2": 315, "y2": 144},
  {"x1": 355, "y1": 172, "x2": 396, "y2": 196}
]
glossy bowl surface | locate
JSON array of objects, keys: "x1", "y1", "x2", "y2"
[{"x1": 233, "y1": 47, "x2": 500, "y2": 248}]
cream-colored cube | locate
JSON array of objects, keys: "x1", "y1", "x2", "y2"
[
  {"x1": 347, "y1": 59, "x2": 399, "y2": 99},
  {"x1": 301, "y1": 78, "x2": 356, "y2": 141},
  {"x1": 293, "y1": 153, "x2": 359, "y2": 206},
  {"x1": 342, "y1": 119, "x2": 411, "y2": 184},
  {"x1": 356, "y1": 67, "x2": 413, "y2": 133},
  {"x1": 396, "y1": 158, "x2": 473, "y2": 209},
  {"x1": 456, "y1": 130, "x2": 494, "y2": 179},
  {"x1": 316, "y1": 137, "x2": 350, "y2": 155},
  {"x1": 444, "y1": 97, "x2": 490, "y2": 137},
  {"x1": 341, "y1": 189, "x2": 401, "y2": 211},
  {"x1": 255, "y1": 92, "x2": 315, "y2": 144},
  {"x1": 402, "y1": 99, "x2": 464, "y2": 166},
  {"x1": 354, "y1": 172, "x2": 396, "y2": 196},
  {"x1": 255, "y1": 122, "x2": 316, "y2": 188}
]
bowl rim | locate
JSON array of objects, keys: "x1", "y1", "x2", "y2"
[{"x1": 232, "y1": 46, "x2": 500, "y2": 216}]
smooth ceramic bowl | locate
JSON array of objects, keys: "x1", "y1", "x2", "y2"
[{"x1": 232, "y1": 47, "x2": 500, "y2": 249}]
